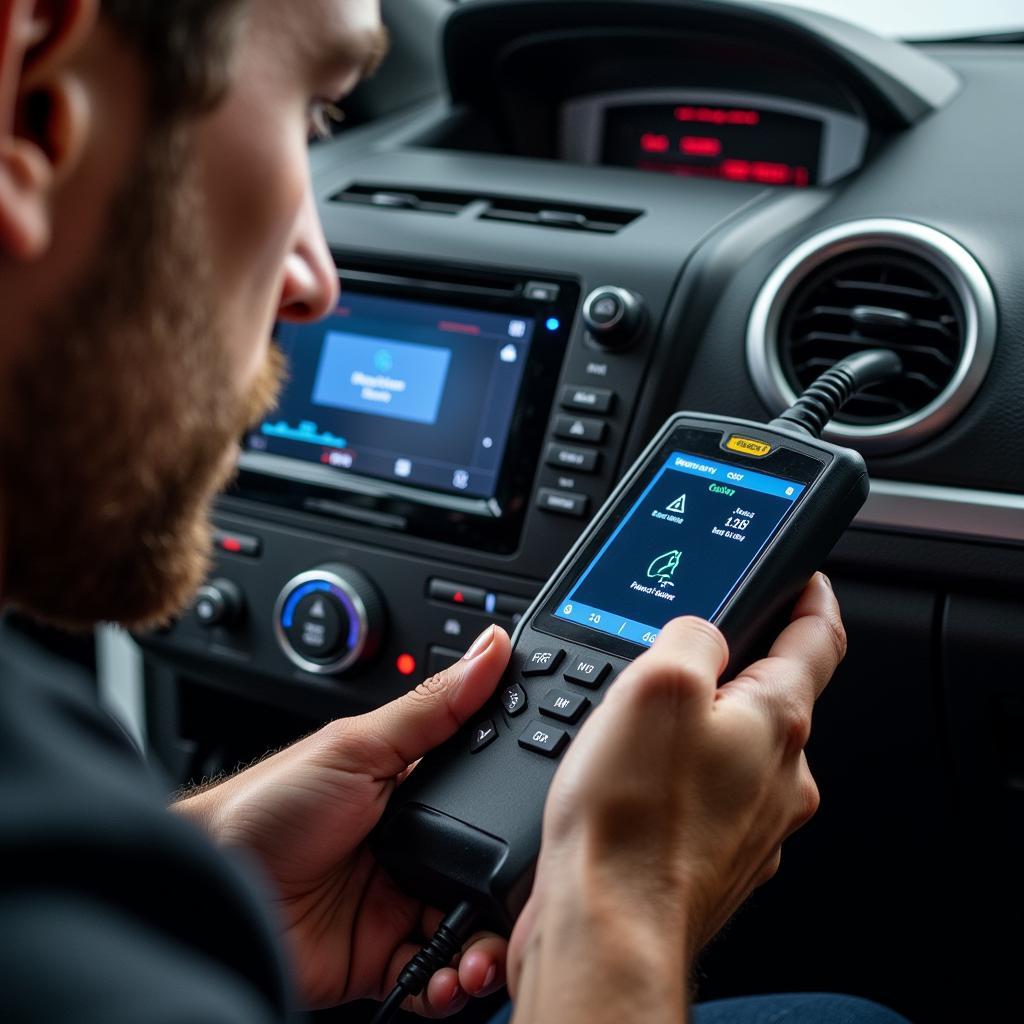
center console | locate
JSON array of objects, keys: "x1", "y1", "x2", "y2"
[{"x1": 141, "y1": 254, "x2": 668, "y2": 716}]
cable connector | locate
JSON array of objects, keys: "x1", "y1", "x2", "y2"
[
  {"x1": 370, "y1": 901, "x2": 481, "y2": 1024},
  {"x1": 768, "y1": 349, "x2": 903, "y2": 440}
]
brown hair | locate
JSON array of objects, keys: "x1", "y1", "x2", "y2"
[{"x1": 100, "y1": 0, "x2": 248, "y2": 118}]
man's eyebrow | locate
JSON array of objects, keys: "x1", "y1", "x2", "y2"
[{"x1": 319, "y1": 24, "x2": 391, "y2": 80}]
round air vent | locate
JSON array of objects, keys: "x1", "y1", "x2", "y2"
[{"x1": 747, "y1": 219, "x2": 996, "y2": 452}]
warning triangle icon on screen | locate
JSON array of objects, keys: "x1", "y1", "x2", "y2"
[{"x1": 666, "y1": 494, "x2": 687, "y2": 514}]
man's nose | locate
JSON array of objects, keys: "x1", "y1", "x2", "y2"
[{"x1": 277, "y1": 190, "x2": 339, "y2": 323}]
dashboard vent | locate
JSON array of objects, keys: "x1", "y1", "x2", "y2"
[
  {"x1": 778, "y1": 249, "x2": 964, "y2": 424},
  {"x1": 331, "y1": 183, "x2": 641, "y2": 235},
  {"x1": 746, "y1": 220, "x2": 996, "y2": 452},
  {"x1": 330, "y1": 184, "x2": 476, "y2": 215},
  {"x1": 479, "y1": 198, "x2": 640, "y2": 234}
]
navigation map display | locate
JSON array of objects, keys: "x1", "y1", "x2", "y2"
[
  {"x1": 247, "y1": 290, "x2": 536, "y2": 500},
  {"x1": 555, "y1": 451, "x2": 806, "y2": 647}
]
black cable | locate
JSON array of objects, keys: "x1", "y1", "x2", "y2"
[
  {"x1": 768, "y1": 349, "x2": 904, "y2": 440},
  {"x1": 369, "y1": 901, "x2": 482, "y2": 1024}
]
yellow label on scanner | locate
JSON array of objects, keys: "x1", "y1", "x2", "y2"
[{"x1": 726, "y1": 435, "x2": 773, "y2": 458}]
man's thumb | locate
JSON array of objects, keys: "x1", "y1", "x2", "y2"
[{"x1": 352, "y1": 625, "x2": 511, "y2": 777}]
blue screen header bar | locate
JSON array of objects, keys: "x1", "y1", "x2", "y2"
[{"x1": 666, "y1": 452, "x2": 805, "y2": 500}]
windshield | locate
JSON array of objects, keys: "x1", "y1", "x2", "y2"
[{"x1": 758, "y1": 0, "x2": 1023, "y2": 40}]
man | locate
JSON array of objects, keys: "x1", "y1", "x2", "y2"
[{"x1": 0, "y1": 1, "x2": 902, "y2": 1021}]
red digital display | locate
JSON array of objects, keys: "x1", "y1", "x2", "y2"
[
  {"x1": 680, "y1": 135, "x2": 723, "y2": 157},
  {"x1": 674, "y1": 106, "x2": 761, "y2": 126},
  {"x1": 602, "y1": 103, "x2": 821, "y2": 188},
  {"x1": 640, "y1": 132, "x2": 670, "y2": 153}
]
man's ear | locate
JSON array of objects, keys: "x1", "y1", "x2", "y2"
[{"x1": 0, "y1": 0, "x2": 98, "y2": 260}]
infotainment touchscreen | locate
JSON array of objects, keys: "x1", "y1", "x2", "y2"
[
  {"x1": 553, "y1": 451, "x2": 805, "y2": 648},
  {"x1": 246, "y1": 290, "x2": 536, "y2": 500}
]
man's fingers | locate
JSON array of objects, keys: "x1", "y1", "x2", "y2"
[
  {"x1": 376, "y1": 929, "x2": 505, "y2": 1018},
  {"x1": 420, "y1": 907, "x2": 506, "y2": 997},
  {"x1": 608, "y1": 615, "x2": 728, "y2": 711},
  {"x1": 347, "y1": 625, "x2": 511, "y2": 778},
  {"x1": 457, "y1": 932, "x2": 507, "y2": 996},
  {"x1": 716, "y1": 575, "x2": 844, "y2": 757},
  {"x1": 767, "y1": 573, "x2": 847, "y2": 695},
  {"x1": 721, "y1": 575, "x2": 843, "y2": 733},
  {"x1": 378, "y1": 945, "x2": 467, "y2": 1019}
]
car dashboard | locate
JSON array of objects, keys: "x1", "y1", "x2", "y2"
[{"x1": 135, "y1": 2, "x2": 1024, "y2": 1019}]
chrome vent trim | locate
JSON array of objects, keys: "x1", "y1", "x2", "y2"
[{"x1": 746, "y1": 219, "x2": 997, "y2": 453}]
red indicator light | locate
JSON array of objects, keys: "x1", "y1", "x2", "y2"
[
  {"x1": 221, "y1": 537, "x2": 242, "y2": 553},
  {"x1": 721, "y1": 159, "x2": 751, "y2": 181},
  {"x1": 438, "y1": 320, "x2": 481, "y2": 335},
  {"x1": 794, "y1": 167, "x2": 810, "y2": 187},
  {"x1": 640, "y1": 132, "x2": 670, "y2": 153},
  {"x1": 751, "y1": 162, "x2": 792, "y2": 185},
  {"x1": 680, "y1": 135, "x2": 722, "y2": 157},
  {"x1": 453, "y1": 591, "x2": 465, "y2": 604},
  {"x1": 675, "y1": 106, "x2": 760, "y2": 125},
  {"x1": 396, "y1": 653, "x2": 417, "y2": 677}
]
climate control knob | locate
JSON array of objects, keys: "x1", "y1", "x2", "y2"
[{"x1": 274, "y1": 565, "x2": 385, "y2": 675}]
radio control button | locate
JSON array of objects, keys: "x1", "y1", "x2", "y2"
[
  {"x1": 561, "y1": 385, "x2": 615, "y2": 414},
  {"x1": 555, "y1": 415, "x2": 607, "y2": 444},
  {"x1": 537, "y1": 489, "x2": 589, "y2": 517},
  {"x1": 501, "y1": 683, "x2": 528, "y2": 717},
  {"x1": 582, "y1": 287, "x2": 645, "y2": 351},
  {"x1": 193, "y1": 579, "x2": 245, "y2": 630},
  {"x1": 518, "y1": 721, "x2": 569, "y2": 758},
  {"x1": 525, "y1": 281, "x2": 561, "y2": 302},
  {"x1": 540, "y1": 689, "x2": 590, "y2": 724},
  {"x1": 546, "y1": 444, "x2": 601, "y2": 474},
  {"x1": 564, "y1": 657, "x2": 612, "y2": 689},
  {"x1": 522, "y1": 647, "x2": 565, "y2": 675},
  {"x1": 428, "y1": 579, "x2": 487, "y2": 609},
  {"x1": 495, "y1": 594, "x2": 532, "y2": 618},
  {"x1": 213, "y1": 529, "x2": 262, "y2": 558}
]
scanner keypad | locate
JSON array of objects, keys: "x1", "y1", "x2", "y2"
[
  {"x1": 563, "y1": 655, "x2": 612, "y2": 689},
  {"x1": 518, "y1": 721, "x2": 569, "y2": 757},
  {"x1": 509, "y1": 645, "x2": 621, "y2": 759}
]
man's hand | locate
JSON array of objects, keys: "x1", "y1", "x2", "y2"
[
  {"x1": 174, "y1": 625, "x2": 512, "y2": 1015},
  {"x1": 507, "y1": 575, "x2": 846, "y2": 1024}
]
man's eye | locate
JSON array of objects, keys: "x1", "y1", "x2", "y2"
[{"x1": 308, "y1": 99, "x2": 346, "y2": 142}]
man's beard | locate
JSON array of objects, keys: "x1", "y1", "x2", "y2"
[{"x1": 1, "y1": 126, "x2": 286, "y2": 632}]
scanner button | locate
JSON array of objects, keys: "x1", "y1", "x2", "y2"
[
  {"x1": 471, "y1": 720, "x2": 498, "y2": 754},
  {"x1": 501, "y1": 683, "x2": 528, "y2": 718},
  {"x1": 518, "y1": 721, "x2": 569, "y2": 758},
  {"x1": 564, "y1": 657, "x2": 611, "y2": 689},
  {"x1": 522, "y1": 647, "x2": 565, "y2": 675},
  {"x1": 540, "y1": 689, "x2": 589, "y2": 724}
]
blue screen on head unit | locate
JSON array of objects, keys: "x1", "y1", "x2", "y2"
[
  {"x1": 247, "y1": 291, "x2": 534, "y2": 500},
  {"x1": 555, "y1": 452, "x2": 805, "y2": 647}
]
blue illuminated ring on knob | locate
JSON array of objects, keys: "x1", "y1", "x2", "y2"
[{"x1": 273, "y1": 568, "x2": 370, "y2": 675}]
